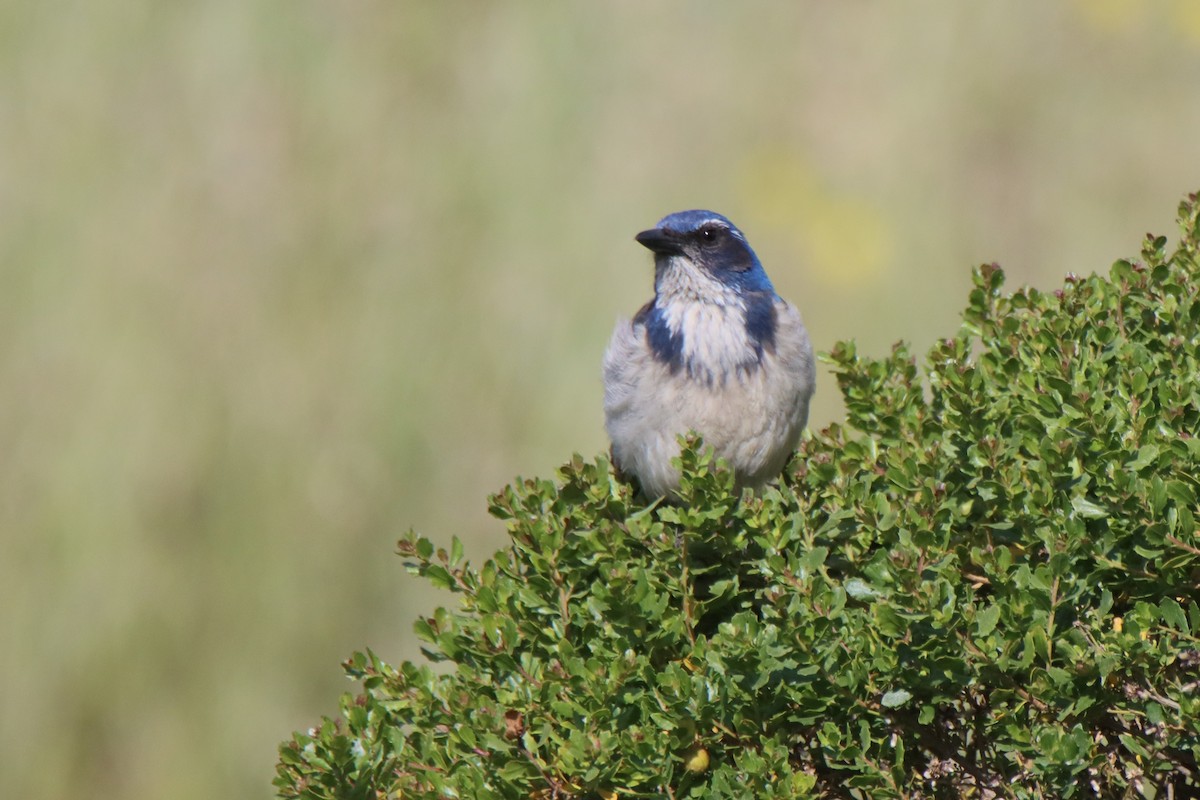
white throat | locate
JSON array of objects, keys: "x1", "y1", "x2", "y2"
[{"x1": 655, "y1": 256, "x2": 760, "y2": 382}]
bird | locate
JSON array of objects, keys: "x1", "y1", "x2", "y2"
[{"x1": 603, "y1": 210, "x2": 816, "y2": 499}]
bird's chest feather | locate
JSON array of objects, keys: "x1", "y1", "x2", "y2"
[
  {"x1": 642, "y1": 296, "x2": 766, "y2": 386},
  {"x1": 670, "y1": 302, "x2": 754, "y2": 370}
]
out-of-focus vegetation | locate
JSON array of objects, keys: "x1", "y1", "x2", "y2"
[
  {"x1": 277, "y1": 197, "x2": 1200, "y2": 798},
  {"x1": 2, "y1": 3, "x2": 1199, "y2": 799}
]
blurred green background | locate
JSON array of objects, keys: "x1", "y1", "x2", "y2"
[{"x1": 3, "y1": 2, "x2": 1199, "y2": 798}]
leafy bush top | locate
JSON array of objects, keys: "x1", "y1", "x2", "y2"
[{"x1": 277, "y1": 194, "x2": 1200, "y2": 799}]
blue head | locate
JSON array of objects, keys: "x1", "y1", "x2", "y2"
[
  {"x1": 633, "y1": 210, "x2": 780, "y2": 377},
  {"x1": 635, "y1": 210, "x2": 775, "y2": 296}
]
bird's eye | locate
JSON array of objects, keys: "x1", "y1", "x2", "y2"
[{"x1": 699, "y1": 226, "x2": 720, "y2": 245}]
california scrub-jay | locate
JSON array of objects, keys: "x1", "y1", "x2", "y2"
[{"x1": 603, "y1": 210, "x2": 816, "y2": 498}]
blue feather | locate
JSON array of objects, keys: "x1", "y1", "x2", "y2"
[{"x1": 633, "y1": 301, "x2": 684, "y2": 373}]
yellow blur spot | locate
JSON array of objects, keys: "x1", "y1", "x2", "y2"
[
  {"x1": 684, "y1": 747, "x2": 710, "y2": 773},
  {"x1": 737, "y1": 150, "x2": 891, "y2": 292},
  {"x1": 1172, "y1": 0, "x2": 1200, "y2": 43},
  {"x1": 598, "y1": 791, "x2": 618, "y2": 800},
  {"x1": 1069, "y1": 0, "x2": 1145, "y2": 33},
  {"x1": 1112, "y1": 617, "x2": 1123, "y2": 633}
]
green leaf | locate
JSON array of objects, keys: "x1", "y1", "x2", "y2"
[
  {"x1": 1166, "y1": 480, "x2": 1197, "y2": 507},
  {"x1": 1160, "y1": 598, "x2": 1188, "y2": 631},
  {"x1": 845, "y1": 578, "x2": 879, "y2": 600},
  {"x1": 1071, "y1": 496, "x2": 1109, "y2": 519},
  {"x1": 1127, "y1": 445, "x2": 1160, "y2": 472},
  {"x1": 881, "y1": 689, "x2": 913, "y2": 708},
  {"x1": 975, "y1": 604, "x2": 1001, "y2": 637}
]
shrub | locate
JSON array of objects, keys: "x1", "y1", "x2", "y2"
[{"x1": 276, "y1": 194, "x2": 1200, "y2": 799}]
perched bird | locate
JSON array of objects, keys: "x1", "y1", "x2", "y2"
[{"x1": 603, "y1": 210, "x2": 816, "y2": 498}]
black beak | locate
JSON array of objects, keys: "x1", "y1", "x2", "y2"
[{"x1": 635, "y1": 227, "x2": 684, "y2": 256}]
